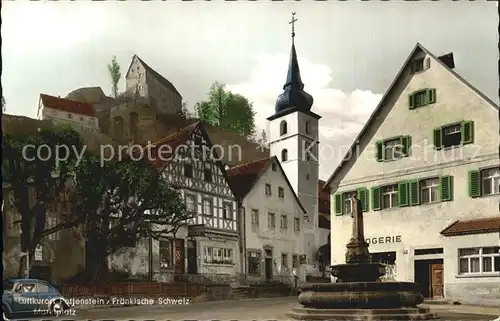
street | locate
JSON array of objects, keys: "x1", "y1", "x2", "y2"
[{"x1": 9, "y1": 297, "x2": 499, "y2": 321}]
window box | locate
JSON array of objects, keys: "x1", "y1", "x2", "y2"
[
  {"x1": 375, "y1": 136, "x2": 411, "y2": 162},
  {"x1": 434, "y1": 121, "x2": 474, "y2": 149}
]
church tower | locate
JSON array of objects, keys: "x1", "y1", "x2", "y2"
[{"x1": 267, "y1": 13, "x2": 321, "y2": 272}]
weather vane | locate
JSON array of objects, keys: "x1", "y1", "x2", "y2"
[{"x1": 289, "y1": 12, "x2": 298, "y2": 42}]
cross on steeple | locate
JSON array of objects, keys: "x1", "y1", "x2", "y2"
[{"x1": 289, "y1": 12, "x2": 298, "y2": 43}]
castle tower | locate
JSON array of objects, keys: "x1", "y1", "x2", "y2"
[{"x1": 267, "y1": 13, "x2": 322, "y2": 272}]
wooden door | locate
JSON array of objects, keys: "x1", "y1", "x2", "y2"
[
  {"x1": 187, "y1": 240, "x2": 197, "y2": 274},
  {"x1": 174, "y1": 239, "x2": 185, "y2": 274},
  {"x1": 430, "y1": 263, "x2": 444, "y2": 298}
]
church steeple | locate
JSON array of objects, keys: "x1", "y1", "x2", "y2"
[{"x1": 272, "y1": 12, "x2": 314, "y2": 118}]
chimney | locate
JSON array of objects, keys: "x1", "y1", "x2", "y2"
[{"x1": 438, "y1": 52, "x2": 455, "y2": 69}]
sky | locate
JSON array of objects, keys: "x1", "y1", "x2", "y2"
[{"x1": 2, "y1": 1, "x2": 498, "y2": 180}]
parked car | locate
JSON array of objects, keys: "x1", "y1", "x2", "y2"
[{"x1": 2, "y1": 278, "x2": 71, "y2": 320}]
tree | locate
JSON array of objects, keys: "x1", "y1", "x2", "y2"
[
  {"x1": 2, "y1": 125, "x2": 83, "y2": 276},
  {"x1": 177, "y1": 102, "x2": 192, "y2": 129},
  {"x1": 195, "y1": 82, "x2": 256, "y2": 138},
  {"x1": 107, "y1": 56, "x2": 122, "y2": 98},
  {"x1": 74, "y1": 154, "x2": 192, "y2": 282}
]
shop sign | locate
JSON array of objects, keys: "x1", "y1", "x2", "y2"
[{"x1": 366, "y1": 235, "x2": 401, "y2": 244}]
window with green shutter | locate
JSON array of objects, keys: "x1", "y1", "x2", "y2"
[
  {"x1": 434, "y1": 121, "x2": 474, "y2": 150},
  {"x1": 440, "y1": 176, "x2": 454, "y2": 202},
  {"x1": 397, "y1": 181, "x2": 409, "y2": 207},
  {"x1": 375, "y1": 136, "x2": 412, "y2": 161},
  {"x1": 468, "y1": 170, "x2": 481, "y2": 198},
  {"x1": 409, "y1": 89, "x2": 436, "y2": 109},
  {"x1": 334, "y1": 193, "x2": 343, "y2": 215},
  {"x1": 357, "y1": 187, "x2": 369, "y2": 212},
  {"x1": 408, "y1": 179, "x2": 420, "y2": 206}
]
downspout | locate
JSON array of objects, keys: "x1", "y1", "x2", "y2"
[{"x1": 238, "y1": 201, "x2": 246, "y2": 275}]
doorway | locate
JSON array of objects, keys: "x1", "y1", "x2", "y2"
[
  {"x1": 414, "y1": 259, "x2": 444, "y2": 299},
  {"x1": 264, "y1": 248, "x2": 273, "y2": 281},
  {"x1": 174, "y1": 239, "x2": 185, "y2": 274},
  {"x1": 187, "y1": 240, "x2": 197, "y2": 274}
]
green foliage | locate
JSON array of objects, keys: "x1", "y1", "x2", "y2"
[
  {"x1": 2, "y1": 126, "x2": 83, "y2": 271},
  {"x1": 107, "y1": 56, "x2": 122, "y2": 98},
  {"x1": 195, "y1": 82, "x2": 256, "y2": 138},
  {"x1": 75, "y1": 154, "x2": 191, "y2": 257}
]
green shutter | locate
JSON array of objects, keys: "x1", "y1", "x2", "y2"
[
  {"x1": 334, "y1": 193, "x2": 343, "y2": 215},
  {"x1": 433, "y1": 127, "x2": 443, "y2": 150},
  {"x1": 357, "y1": 187, "x2": 369, "y2": 212},
  {"x1": 400, "y1": 135, "x2": 411, "y2": 157},
  {"x1": 375, "y1": 141, "x2": 384, "y2": 162},
  {"x1": 409, "y1": 179, "x2": 420, "y2": 206},
  {"x1": 461, "y1": 121, "x2": 474, "y2": 145},
  {"x1": 371, "y1": 187, "x2": 381, "y2": 211},
  {"x1": 397, "y1": 181, "x2": 409, "y2": 207},
  {"x1": 427, "y1": 88, "x2": 436, "y2": 104},
  {"x1": 409, "y1": 94, "x2": 415, "y2": 110},
  {"x1": 440, "y1": 176, "x2": 454, "y2": 202},
  {"x1": 468, "y1": 170, "x2": 481, "y2": 198}
]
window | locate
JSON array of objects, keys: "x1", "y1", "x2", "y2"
[
  {"x1": 265, "y1": 184, "x2": 272, "y2": 196},
  {"x1": 434, "y1": 121, "x2": 474, "y2": 149},
  {"x1": 204, "y1": 247, "x2": 233, "y2": 264},
  {"x1": 203, "y1": 164, "x2": 212, "y2": 182},
  {"x1": 414, "y1": 248, "x2": 443, "y2": 256},
  {"x1": 183, "y1": 164, "x2": 193, "y2": 178},
  {"x1": 281, "y1": 253, "x2": 288, "y2": 267},
  {"x1": 159, "y1": 240, "x2": 172, "y2": 268},
  {"x1": 280, "y1": 121, "x2": 287, "y2": 135},
  {"x1": 185, "y1": 194, "x2": 196, "y2": 213},
  {"x1": 292, "y1": 254, "x2": 299, "y2": 268},
  {"x1": 280, "y1": 215, "x2": 287, "y2": 229},
  {"x1": 281, "y1": 149, "x2": 288, "y2": 162},
  {"x1": 306, "y1": 174, "x2": 310, "y2": 180},
  {"x1": 251, "y1": 209, "x2": 259, "y2": 225},
  {"x1": 37, "y1": 283, "x2": 49, "y2": 293},
  {"x1": 305, "y1": 121, "x2": 311, "y2": 135},
  {"x1": 223, "y1": 202, "x2": 233, "y2": 219},
  {"x1": 409, "y1": 88, "x2": 435, "y2": 109},
  {"x1": 80, "y1": 116, "x2": 84, "y2": 121},
  {"x1": 420, "y1": 178, "x2": 440, "y2": 204},
  {"x1": 334, "y1": 188, "x2": 369, "y2": 215},
  {"x1": 469, "y1": 167, "x2": 500, "y2": 198},
  {"x1": 248, "y1": 251, "x2": 261, "y2": 275},
  {"x1": 194, "y1": 135, "x2": 203, "y2": 147},
  {"x1": 271, "y1": 163, "x2": 277, "y2": 171},
  {"x1": 268, "y1": 213, "x2": 275, "y2": 229},
  {"x1": 375, "y1": 136, "x2": 411, "y2": 162},
  {"x1": 410, "y1": 57, "x2": 429, "y2": 74},
  {"x1": 381, "y1": 184, "x2": 397, "y2": 209},
  {"x1": 294, "y1": 218, "x2": 300, "y2": 231},
  {"x1": 203, "y1": 198, "x2": 213, "y2": 216},
  {"x1": 458, "y1": 247, "x2": 500, "y2": 275},
  {"x1": 278, "y1": 187, "x2": 284, "y2": 199}
]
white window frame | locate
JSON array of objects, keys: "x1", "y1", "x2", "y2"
[
  {"x1": 278, "y1": 187, "x2": 285, "y2": 199},
  {"x1": 280, "y1": 215, "x2": 287, "y2": 229},
  {"x1": 281, "y1": 253, "x2": 288, "y2": 268},
  {"x1": 185, "y1": 194, "x2": 196, "y2": 213},
  {"x1": 481, "y1": 168, "x2": 500, "y2": 196},
  {"x1": 223, "y1": 202, "x2": 233, "y2": 220},
  {"x1": 383, "y1": 138, "x2": 401, "y2": 161},
  {"x1": 381, "y1": 184, "x2": 397, "y2": 209},
  {"x1": 293, "y1": 218, "x2": 300, "y2": 231},
  {"x1": 202, "y1": 198, "x2": 213, "y2": 216},
  {"x1": 268, "y1": 213, "x2": 275, "y2": 229},
  {"x1": 420, "y1": 178, "x2": 439, "y2": 204},
  {"x1": 458, "y1": 247, "x2": 500, "y2": 275},
  {"x1": 343, "y1": 191, "x2": 357, "y2": 214},
  {"x1": 251, "y1": 209, "x2": 259, "y2": 225},
  {"x1": 265, "y1": 184, "x2": 272, "y2": 196}
]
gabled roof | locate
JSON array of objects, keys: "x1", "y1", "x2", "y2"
[
  {"x1": 40, "y1": 94, "x2": 96, "y2": 117},
  {"x1": 226, "y1": 156, "x2": 307, "y2": 214},
  {"x1": 125, "y1": 55, "x2": 182, "y2": 98},
  {"x1": 440, "y1": 217, "x2": 500, "y2": 237},
  {"x1": 323, "y1": 43, "x2": 499, "y2": 190}
]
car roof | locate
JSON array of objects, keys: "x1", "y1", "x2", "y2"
[{"x1": 5, "y1": 278, "x2": 48, "y2": 283}]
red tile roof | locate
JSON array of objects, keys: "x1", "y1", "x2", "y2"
[
  {"x1": 149, "y1": 122, "x2": 199, "y2": 170},
  {"x1": 40, "y1": 94, "x2": 95, "y2": 117},
  {"x1": 226, "y1": 157, "x2": 271, "y2": 200},
  {"x1": 440, "y1": 217, "x2": 500, "y2": 237}
]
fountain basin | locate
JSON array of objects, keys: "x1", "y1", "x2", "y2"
[
  {"x1": 331, "y1": 263, "x2": 386, "y2": 282},
  {"x1": 298, "y1": 282, "x2": 424, "y2": 309},
  {"x1": 286, "y1": 306, "x2": 439, "y2": 320}
]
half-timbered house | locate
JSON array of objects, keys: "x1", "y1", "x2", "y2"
[{"x1": 150, "y1": 122, "x2": 239, "y2": 278}]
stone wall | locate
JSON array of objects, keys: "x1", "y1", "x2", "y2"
[{"x1": 445, "y1": 282, "x2": 500, "y2": 306}]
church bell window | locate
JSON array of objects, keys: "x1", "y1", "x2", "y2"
[
  {"x1": 305, "y1": 121, "x2": 311, "y2": 134},
  {"x1": 280, "y1": 121, "x2": 288, "y2": 135},
  {"x1": 281, "y1": 149, "x2": 288, "y2": 162}
]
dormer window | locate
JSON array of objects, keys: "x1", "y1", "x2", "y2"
[
  {"x1": 281, "y1": 149, "x2": 288, "y2": 162},
  {"x1": 305, "y1": 121, "x2": 311, "y2": 135},
  {"x1": 280, "y1": 121, "x2": 288, "y2": 136},
  {"x1": 271, "y1": 163, "x2": 277, "y2": 171}
]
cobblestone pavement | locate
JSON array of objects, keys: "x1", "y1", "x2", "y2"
[{"x1": 9, "y1": 297, "x2": 499, "y2": 321}]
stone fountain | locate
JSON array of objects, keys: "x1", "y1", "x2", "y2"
[{"x1": 286, "y1": 197, "x2": 438, "y2": 320}]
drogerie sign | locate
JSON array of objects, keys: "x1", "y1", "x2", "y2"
[{"x1": 366, "y1": 236, "x2": 401, "y2": 244}]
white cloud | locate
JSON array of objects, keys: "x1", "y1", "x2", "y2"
[{"x1": 227, "y1": 52, "x2": 383, "y2": 180}]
